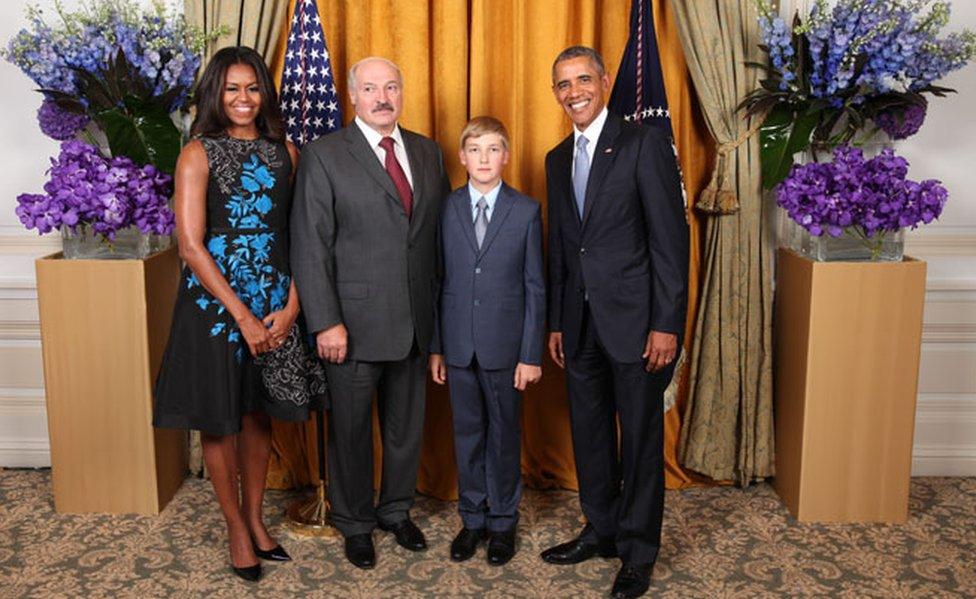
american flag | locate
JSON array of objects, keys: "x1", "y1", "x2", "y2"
[{"x1": 279, "y1": 0, "x2": 343, "y2": 147}]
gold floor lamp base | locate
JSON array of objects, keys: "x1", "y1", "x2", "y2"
[
  {"x1": 285, "y1": 480, "x2": 339, "y2": 538},
  {"x1": 284, "y1": 407, "x2": 339, "y2": 538}
]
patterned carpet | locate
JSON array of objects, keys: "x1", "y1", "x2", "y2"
[{"x1": 0, "y1": 470, "x2": 974, "y2": 598}]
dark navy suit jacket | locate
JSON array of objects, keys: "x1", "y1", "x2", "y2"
[
  {"x1": 430, "y1": 182, "x2": 545, "y2": 370},
  {"x1": 547, "y1": 113, "x2": 688, "y2": 363}
]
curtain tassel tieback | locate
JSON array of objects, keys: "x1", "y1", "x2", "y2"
[{"x1": 695, "y1": 118, "x2": 764, "y2": 215}]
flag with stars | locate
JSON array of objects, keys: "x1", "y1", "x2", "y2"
[
  {"x1": 279, "y1": 0, "x2": 342, "y2": 147},
  {"x1": 608, "y1": 0, "x2": 671, "y2": 129},
  {"x1": 609, "y1": 0, "x2": 687, "y2": 412}
]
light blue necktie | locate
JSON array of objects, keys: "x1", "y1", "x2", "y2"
[{"x1": 573, "y1": 135, "x2": 590, "y2": 219}]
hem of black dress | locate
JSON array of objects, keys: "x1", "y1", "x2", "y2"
[{"x1": 153, "y1": 414, "x2": 243, "y2": 437}]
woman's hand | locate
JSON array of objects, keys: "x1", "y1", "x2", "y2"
[
  {"x1": 239, "y1": 314, "x2": 275, "y2": 356},
  {"x1": 262, "y1": 304, "x2": 299, "y2": 349}
]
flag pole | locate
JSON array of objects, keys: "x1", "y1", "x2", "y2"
[
  {"x1": 286, "y1": 397, "x2": 338, "y2": 537},
  {"x1": 280, "y1": 0, "x2": 343, "y2": 538}
]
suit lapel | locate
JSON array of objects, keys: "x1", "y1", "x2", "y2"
[
  {"x1": 343, "y1": 124, "x2": 404, "y2": 215},
  {"x1": 402, "y1": 130, "x2": 425, "y2": 208},
  {"x1": 554, "y1": 134, "x2": 580, "y2": 228},
  {"x1": 581, "y1": 115, "x2": 621, "y2": 230},
  {"x1": 451, "y1": 188, "x2": 479, "y2": 255},
  {"x1": 478, "y1": 183, "x2": 515, "y2": 260}
]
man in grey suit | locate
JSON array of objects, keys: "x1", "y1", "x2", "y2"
[{"x1": 290, "y1": 56, "x2": 451, "y2": 569}]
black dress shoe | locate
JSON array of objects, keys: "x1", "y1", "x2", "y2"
[
  {"x1": 344, "y1": 534, "x2": 376, "y2": 569},
  {"x1": 540, "y1": 535, "x2": 617, "y2": 564},
  {"x1": 253, "y1": 542, "x2": 291, "y2": 562},
  {"x1": 610, "y1": 563, "x2": 654, "y2": 598},
  {"x1": 378, "y1": 518, "x2": 427, "y2": 552},
  {"x1": 231, "y1": 562, "x2": 262, "y2": 582},
  {"x1": 450, "y1": 527, "x2": 486, "y2": 562},
  {"x1": 487, "y1": 529, "x2": 516, "y2": 566}
]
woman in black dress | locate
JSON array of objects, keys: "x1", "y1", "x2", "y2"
[{"x1": 154, "y1": 47, "x2": 303, "y2": 582}]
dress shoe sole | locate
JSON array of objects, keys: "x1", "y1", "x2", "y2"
[{"x1": 540, "y1": 547, "x2": 618, "y2": 565}]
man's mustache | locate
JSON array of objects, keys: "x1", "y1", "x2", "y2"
[{"x1": 372, "y1": 103, "x2": 395, "y2": 112}]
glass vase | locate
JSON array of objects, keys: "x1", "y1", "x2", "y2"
[
  {"x1": 792, "y1": 222, "x2": 905, "y2": 262},
  {"x1": 61, "y1": 223, "x2": 151, "y2": 260}
]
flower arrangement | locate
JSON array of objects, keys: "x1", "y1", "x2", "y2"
[
  {"x1": 2, "y1": 0, "x2": 222, "y2": 253},
  {"x1": 15, "y1": 140, "x2": 174, "y2": 238},
  {"x1": 776, "y1": 145, "x2": 947, "y2": 258},
  {"x1": 745, "y1": 0, "x2": 975, "y2": 189}
]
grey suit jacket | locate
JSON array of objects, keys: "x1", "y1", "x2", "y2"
[
  {"x1": 290, "y1": 123, "x2": 451, "y2": 362},
  {"x1": 430, "y1": 183, "x2": 545, "y2": 370}
]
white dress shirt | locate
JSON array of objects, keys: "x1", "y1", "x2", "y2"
[
  {"x1": 355, "y1": 116, "x2": 414, "y2": 189},
  {"x1": 468, "y1": 180, "x2": 502, "y2": 222}
]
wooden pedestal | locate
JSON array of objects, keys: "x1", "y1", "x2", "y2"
[
  {"x1": 773, "y1": 248, "x2": 926, "y2": 523},
  {"x1": 36, "y1": 248, "x2": 187, "y2": 514}
]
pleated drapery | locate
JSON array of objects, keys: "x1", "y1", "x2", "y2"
[
  {"x1": 184, "y1": 0, "x2": 290, "y2": 63},
  {"x1": 190, "y1": 0, "x2": 716, "y2": 497},
  {"x1": 670, "y1": 0, "x2": 776, "y2": 486}
]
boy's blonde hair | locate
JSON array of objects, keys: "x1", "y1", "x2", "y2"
[{"x1": 459, "y1": 116, "x2": 510, "y2": 151}]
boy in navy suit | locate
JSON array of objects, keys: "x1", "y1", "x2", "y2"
[{"x1": 430, "y1": 116, "x2": 545, "y2": 566}]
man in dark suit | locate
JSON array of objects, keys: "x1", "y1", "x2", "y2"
[
  {"x1": 290, "y1": 56, "x2": 451, "y2": 569},
  {"x1": 429, "y1": 116, "x2": 545, "y2": 566},
  {"x1": 540, "y1": 46, "x2": 688, "y2": 599}
]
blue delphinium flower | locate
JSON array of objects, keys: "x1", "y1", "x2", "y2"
[
  {"x1": 2, "y1": 1, "x2": 210, "y2": 112},
  {"x1": 759, "y1": 11, "x2": 797, "y2": 90},
  {"x1": 802, "y1": 0, "x2": 976, "y2": 104}
]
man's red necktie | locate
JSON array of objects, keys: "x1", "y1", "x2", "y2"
[{"x1": 378, "y1": 136, "x2": 413, "y2": 219}]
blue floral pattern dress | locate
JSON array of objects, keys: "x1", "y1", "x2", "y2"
[{"x1": 154, "y1": 135, "x2": 306, "y2": 435}]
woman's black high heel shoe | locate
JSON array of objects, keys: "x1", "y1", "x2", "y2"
[
  {"x1": 253, "y1": 542, "x2": 292, "y2": 562},
  {"x1": 232, "y1": 562, "x2": 262, "y2": 582}
]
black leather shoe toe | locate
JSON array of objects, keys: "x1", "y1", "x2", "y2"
[
  {"x1": 540, "y1": 535, "x2": 617, "y2": 565},
  {"x1": 344, "y1": 533, "x2": 376, "y2": 569},
  {"x1": 378, "y1": 518, "x2": 428, "y2": 552},
  {"x1": 450, "y1": 527, "x2": 486, "y2": 562},
  {"x1": 610, "y1": 563, "x2": 654, "y2": 598},
  {"x1": 487, "y1": 530, "x2": 516, "y2": 566},
  {"x1": 231, "y1": 562, "x2": 262, "y2": 582}
]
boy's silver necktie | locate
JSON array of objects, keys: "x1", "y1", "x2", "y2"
[
  {"x1": 474, "y1": 196, "x2": 488, "y2": 248},
  {"x1": 573, "y1": 135, "x2": 590, "y2": 218}
]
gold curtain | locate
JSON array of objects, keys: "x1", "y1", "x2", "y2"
[
  {"x1": 670, "y1": 0, "x2": 776, "y2": 486},
  {"x1": 185, "y1": 0, "x2": 290, "y2": 63},
  {"x1": 262, "y1": 0, "x2": 715, "y2": 498}
]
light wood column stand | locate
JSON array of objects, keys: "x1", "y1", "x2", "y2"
[
  {"x1": 36, "y1": 248, "x2": 186, "y2": 514},
  {"x1": 773, "y1": 248, "x2": 926, "y2": 523}
]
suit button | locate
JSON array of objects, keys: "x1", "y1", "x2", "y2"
[
  {"x1": 579, "y1": 247, "x2": 586, "y2": 255},
  {"x1": 474, "y1": 299, "x2": 481, "y2": 306},
  {"x1": 475, "y1": 267, "x2": 482, "y2": 274}
]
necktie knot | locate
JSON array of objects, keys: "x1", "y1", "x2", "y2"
[
  {"x1": 379, "y1": 136, "x2": 395, "y2": 153},
  {"x1": 577, "y1": 135, "x2": 589, "y2": 151},
  {"x1": 476, "y1": 196, "x2": 488, "y2": 213}
]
